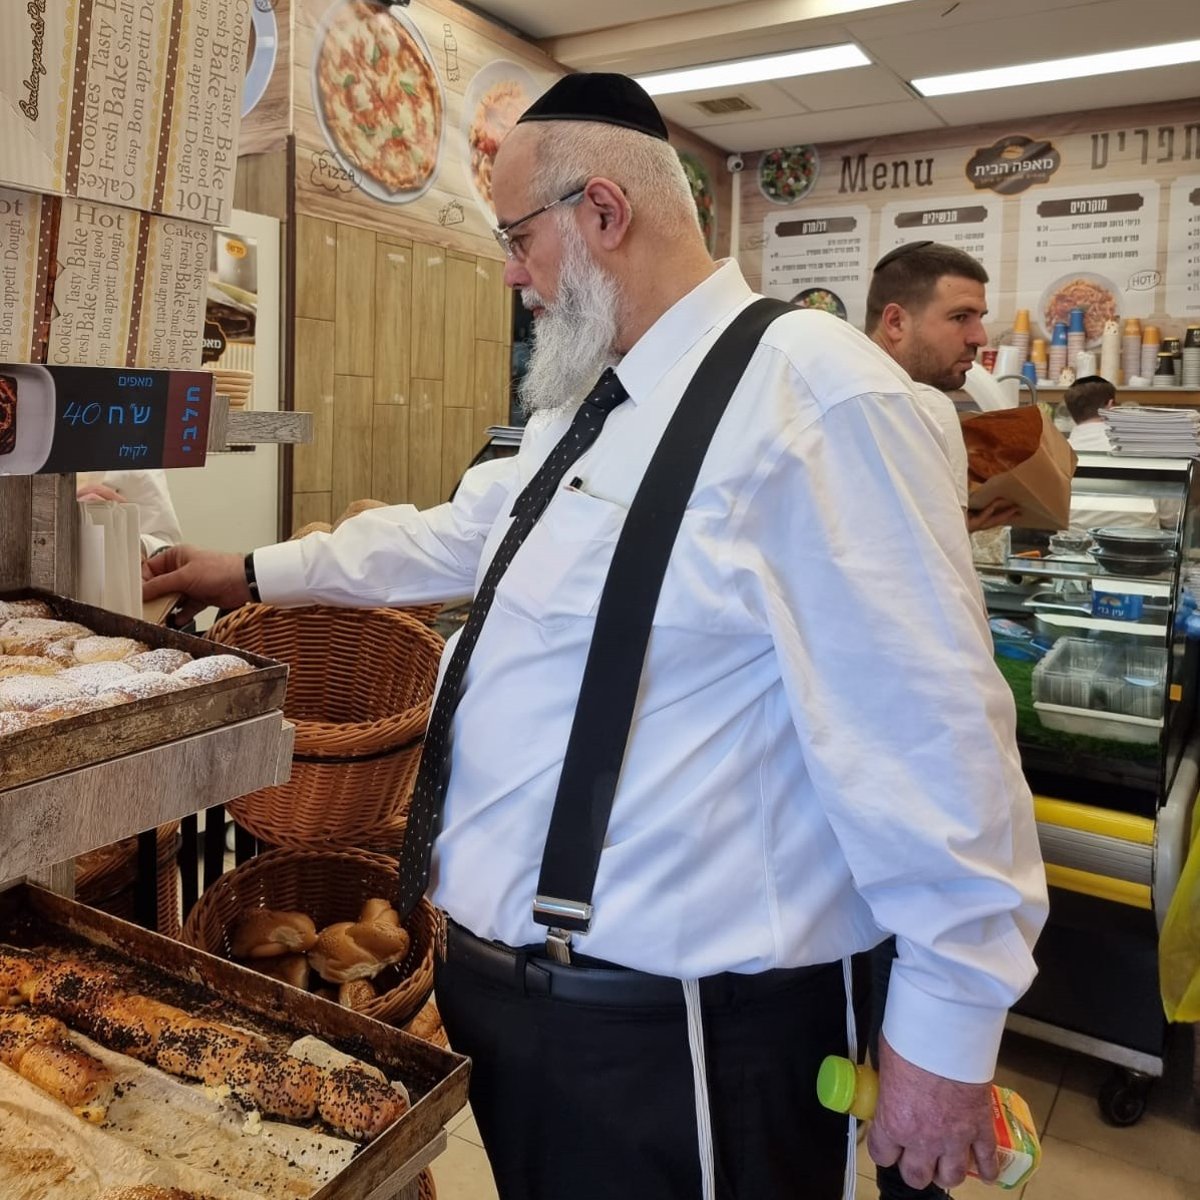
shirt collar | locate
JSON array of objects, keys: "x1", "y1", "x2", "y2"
[{"x1": 614, "y1": 260, "x2": 754, "y2": 405}]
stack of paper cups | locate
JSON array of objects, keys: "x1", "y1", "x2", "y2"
[
  {"x1": 1183, "y1": 326, "x2": 1200, "y2": 388},
  {"x1": 1153, "y1": 351, "x2": 1177, "y2": 387},
  {"x1": 1140, "y1": 325, "x2": 1161, "y2": 380},
  {"x1": 1030, "y1": 338, "x2": 1048, "y2": 381},
  {"x1": 1066, "y1": 308, "x2": 1087, "y2": 368},
  {"x1": 1122, "y1": 317, "x2": 1142, "y2": 383},
  {"x1": 993, "y1": 344, "x2": 1025, "y2": 406},
  {"x1": 1076, "y1": 350, "x2": 1098, "y2": 378},
  {"x1": 1010, "y1": 310, "x2": 1031, "y2": 367},
  {"x1": 1099, "y1": 319, "x2": 1121, "y2": 384},
  {"x1": 1048, "y1": 323, "x2": 1069, "y2": 382}
]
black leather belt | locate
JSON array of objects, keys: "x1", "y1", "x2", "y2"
[{"x1": 444, "y1": 919, "x2": 832, "y2": 1008}]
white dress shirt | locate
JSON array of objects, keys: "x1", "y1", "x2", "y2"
[
  {"x1": 911, "y1": 383, "x2": 969, "y2": 507},
  {"x1": 256, "y1": 261, "x2": 1047, "y2": 1084}
]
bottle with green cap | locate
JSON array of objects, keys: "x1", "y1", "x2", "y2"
[{"x1": 817, "y1": 1056, "x2": 1042, "y2": 1190}]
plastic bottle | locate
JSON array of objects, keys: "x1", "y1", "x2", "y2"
[{"x1": 816, "y1": 1056, "x2": 1042, "y2": 1191}]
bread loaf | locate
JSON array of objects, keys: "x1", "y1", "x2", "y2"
[
  {"x1": 0, "y1": 654, "x2": 59, "y2": 678},
  {"x1": 225, "y1": 1045, "x2": 322, "y2": 1120},
  {"x1": 126, "y1": 648, "x2": 194, "y2": 674},
  {"x1": 337, "y1": 980, "x2": 377, "y2": 1010},
  {"x1": 172, "y1": 654, "x2": 253, "y2": 685},
  {"x1": 358, "y1": 898, "x2": 401, "y2": 926},
  {"x1": 230, "y1": 909, "x2": 319, "y2": 959},
  {"x1": 0, "y1": 617, "x2": 89, "y2": 655},
  {"x1": 309, "y1": 918, "x2": 411, "y2": 983},
  {"x1": 317, "y1": 1064, "x2": 408, "y2": 1141},
  {"x1": 0, "y1": 675, "x2": 84, "y2": 712},
  {"x1": 247, "y1": 953, "x2": 311, "y2": 991}
]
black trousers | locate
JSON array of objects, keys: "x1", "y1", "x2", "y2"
[{"x1": 436, "y1": 926, "x2": 850, "y2": 1200}]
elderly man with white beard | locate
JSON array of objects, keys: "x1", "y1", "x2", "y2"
[{"x1": 145, "y1": 73, "x2": 1046, "y2": 1200}]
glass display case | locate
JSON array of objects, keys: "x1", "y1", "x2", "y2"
[{"x1": 977, "y1": 454, "x2": 1200, "y2": 817}]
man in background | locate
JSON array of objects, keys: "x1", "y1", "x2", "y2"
[
  {"x1": 866, "y1": 240, "x2": 1018, "y2": 534},
  {"x1": 1064, "y1": 375, "x2": 1116, "y2": 453}
]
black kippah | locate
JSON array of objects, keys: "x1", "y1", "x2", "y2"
[{"x1": 517, "y1": 72, "x2": 669, "y2": 142}]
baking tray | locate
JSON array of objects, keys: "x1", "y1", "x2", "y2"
[
  {"x1": 0, "y1": 589, "x2": 288, "y2": 792},
  {"x1": 0, "y1": 883, "x2": 470, "y2": 1198}
]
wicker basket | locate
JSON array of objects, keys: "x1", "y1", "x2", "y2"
[
  {"x1": 76, "y1": 824, "x2": 180, "y2": 937},
  {"x1": 419, "y1": 1168, "x2": 437, "y2": 1199},
  {"x1": 208, "y1": 605, "x2": 442, "y2": 846},
  {"x1": 180, "y1": 847, "x2": 435, "y2": 1026}
]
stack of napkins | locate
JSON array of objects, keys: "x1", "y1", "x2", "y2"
[{"x1": 1101, "y1": 406, "x2": 1200, "y2": 457}]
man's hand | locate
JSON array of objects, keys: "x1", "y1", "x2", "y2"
[
  {"x1": 867, "y1": 1035, "x2": 999, "y2": 1192},
  {"x1": 77, "y1": 483, "x2": 125, "y2": 504},
  {"x1": 142, "y1": 546, "x2": 251, "y2": 623},
  {"x1": 966, "y1": 498, "x2": 1021, "y2": 534}
]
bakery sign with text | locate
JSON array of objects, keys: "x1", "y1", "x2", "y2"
[{"x1": 966, "y1": 136, "x2": 1062, "y2": 195}]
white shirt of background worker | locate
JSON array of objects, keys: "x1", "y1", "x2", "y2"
[
  {"x1": 1064, "y1": 374, "x2": 1116, "y2": 454},
  {"x1": 76, "y1": 470, "x2": 184, "y2": 557},
  {"x1": 865, "y1": 240, "x2": 1019, "y2": 533}
]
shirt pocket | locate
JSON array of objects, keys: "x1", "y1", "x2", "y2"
[{"x1": 494, "y1": 486, "x2": 626, "y2": 626}]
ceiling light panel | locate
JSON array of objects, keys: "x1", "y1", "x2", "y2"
[
  {"x1": 912, "y1": 38, "x2": 1200, "y2": 97},
  {"x1": 635, "y1": 44, "x2": 871, "y2": 97}
]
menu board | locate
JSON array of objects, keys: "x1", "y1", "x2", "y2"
[
  {"x1": 1017, "y1": 181, "x2": 1160, "y2": 343},
  {"x1": 879, "y1": 195, "x2": 1003, "y2": 292},
  {"x1": 761, "y1": 205, "x2": 872, "y2": 323},
  {"x1": 1166, "y1": 176, "x2": 1200, "y2": 320}
]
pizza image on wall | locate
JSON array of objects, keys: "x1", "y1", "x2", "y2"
[{"x1": 314, "y1": 0, "x2": 444, "y2": 198}]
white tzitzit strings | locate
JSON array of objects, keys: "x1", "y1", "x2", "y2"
[
  {"x1": 842, "y1": 956, "x2": 859, "y2": 1200},
  {"x1": 682, "y1": 979, "x2": 716, "y2": 1200}
]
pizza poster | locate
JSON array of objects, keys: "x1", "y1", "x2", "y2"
[
  {"x1": 741, "y1": 98, "x2": 1200, "y2": 353},
  {"x1": 762, "y1": 206, "x2": 872, "y2": 324},
  {"x1": 291, "y1": 0, "x2": 731, "y2": 261},
  {"x1": 0, "y1": 366, "x2": 212, "y2": 476}
]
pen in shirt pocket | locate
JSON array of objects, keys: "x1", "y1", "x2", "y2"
[{"x1": 565, "y1": 476, "x2": 586, "y2": 493}]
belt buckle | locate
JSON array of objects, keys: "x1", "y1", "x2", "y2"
[{"x1": 544, "y1": 928, "x2": 573, "y2": 964}]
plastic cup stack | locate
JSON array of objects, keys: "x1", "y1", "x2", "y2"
[
  {"x1": 1011, "y1": 309, "x2": 1031, "y2": 368},
  {"x1": 1048, "y1": 322, "x2": 1069, "y2": 382},
  {"x1": 1076, "y1": 351, "x2": 1098, "y2": 378},
  {"x1": 1066, "y1": 308, "x2": 1087, "y2": 369},
  {"x1": 1141, "y1": 325, "x2": 1161, "y2": 380},
  {"x1": 1153, "y1": 351, "x2": 1177, "y2": 388},
  {"x1": 1122, "y1": 317, "x2": 1143, "y2": 383},
  {"x1": 1099, "y1": 320, "x2": 1121, "y2": 385},
  {"x1": 1183, "y1": 326, "x2": 1200, "y2": 389},
  {"x1": 1030, "y1": 338, "x2": 1048, "y2": 381}
]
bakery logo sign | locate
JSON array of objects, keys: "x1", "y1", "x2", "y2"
[
  {"x1": 966, "y1": 135, "x2": 1061, "y2": 195},
  {"x1": 20, "y1": 0, "x2": 49, "y2": 120}
]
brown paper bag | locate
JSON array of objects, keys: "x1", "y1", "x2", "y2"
[{"x1": 960, "y1": 407, "x2": 1078, "y2": 531}]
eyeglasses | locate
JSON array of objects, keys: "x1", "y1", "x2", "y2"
[
  {"x1": 872, "y1": 240, "x2": 934, "y2": 272},
  {"x1": 493, "y1": 187, "x2": 586, "y2": 262}
]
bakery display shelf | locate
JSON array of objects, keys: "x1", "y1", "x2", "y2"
[
  {"x1": 0, "y1": 711, "x2": 294, "y2": 884},
  {"x1": 0, "y1": 589, "x2": 289, "y2": 792},
  {"x1": 0, "y1": 883, "x2": 470, "y2": 1199}
]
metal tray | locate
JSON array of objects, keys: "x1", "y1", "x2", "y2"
[
  {"x1": 0, "y1": 590, "x2": 288, "y2": 792},
  {"x1": 0, "y1": 884, "x2": 469, "y2": 1198}
]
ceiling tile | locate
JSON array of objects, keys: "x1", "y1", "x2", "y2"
[
  {"x1": 468, "y1": 0, "x2": 739, "y2": 40},
  {"x1": 656, "y1": 82, "x2": 809, "y2": 130},
  {"x1": 775, "y1": 65, "x2": 914, "y2": 110},
  {"x1": 693, "y1": 100, "x2": 945, "y2": 152}
]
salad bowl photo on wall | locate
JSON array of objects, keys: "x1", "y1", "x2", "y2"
[{"x1": 759, "y1": 145, "x2": 820, "y2": 205}]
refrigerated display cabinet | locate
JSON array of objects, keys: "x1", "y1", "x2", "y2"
[{"x1": 976, "y1": 452, "x2": 1200, "y2": 1124}]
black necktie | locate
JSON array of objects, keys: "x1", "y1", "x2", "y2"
[{"x1": 395, "y1": 368, "x2": 630, "y2": 915}]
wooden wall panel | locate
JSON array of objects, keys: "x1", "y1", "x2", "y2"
[
  {"x1": 291, "y1": 222, "x2": 511, "y2": 520},
  {"x1": 295, "y1": 216, "x2": 337, "y2": 321},
  {"x1": 442, "y1": 407, "x2": 477, "y2": 500},
  {"x1": 292, "y1": 492, "x2": 332, "y2": 534},
  {"x1": 443, "y1": 256, "x2": 477, "y2": 408},
  {"x1": 334, "y1": 224, "x2": 377, "y2": 377},
  {"x1": 372, "y1": 405, "x2": 410, "y2": 505},
  {"x1": 331, "y1": 375, "x2": 374, "y2": 519},
  {"x1": 293, "y1": 317, "x2": 336, "y2": 493},
  {"x1": 410, "y1": 246, "x2": 447, "y2": 380},
  {"x1": 409, "y1": 380, "x2": 445, "y2": 511},
  {"x1": 474, "y1": 257, "x2": 509, "y2": 344},
  {"x1": 374, "y1": 241, "x2": 412, "y2": 406}
]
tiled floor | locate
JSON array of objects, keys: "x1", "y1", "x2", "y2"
[{"x1": 432, "y1": 1026, "x2": 1199, "y2": 1199}]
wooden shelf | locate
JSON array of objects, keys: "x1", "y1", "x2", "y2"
[
  {"x1": 0, "y1": 713, "x2": 293, "y2": 882},
  {"x1": 207, "y1": 398, "x2": 314, "y2": 450},
  {"x1": 1037, "y1": 386, "x2": 1200, "y2": 408}
]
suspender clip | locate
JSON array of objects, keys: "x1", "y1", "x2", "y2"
[{"x1": 533, "y1": 895, "x2": 592, "y2": 963}]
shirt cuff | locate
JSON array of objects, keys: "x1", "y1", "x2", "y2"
[
  {"x1": 252, "y1": 540, "x2": 312, "y2": 608},
  {"x1": 881, "y1": 969, "x2": 1007, "y2": 1084}
]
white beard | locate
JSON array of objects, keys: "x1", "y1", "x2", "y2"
[{"x1": 518, "y1": 228, "x2": 622, "y2": 416}]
